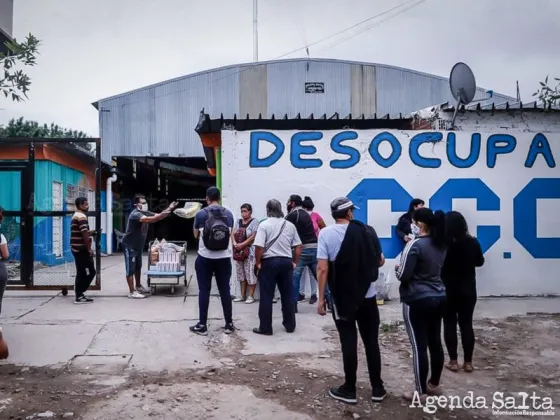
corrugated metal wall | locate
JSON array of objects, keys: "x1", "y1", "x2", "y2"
[{"x1": 97, "y1": 59, "x2": 515, "y2": 161}]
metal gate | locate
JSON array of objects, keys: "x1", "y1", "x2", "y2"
[{"x1": 0, "y1": 138, "x2": 102, "y2": 293}]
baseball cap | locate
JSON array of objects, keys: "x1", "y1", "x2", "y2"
[{"x1": 330, "y1": 197, "x2": 360, "y2": 212}]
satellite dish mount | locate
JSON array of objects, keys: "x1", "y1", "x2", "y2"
[{"x1": 448, "y1": 62, "x2": 477, "y2": 130}]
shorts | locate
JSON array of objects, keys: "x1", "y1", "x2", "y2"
[
  {"x1": 123, "y1": 246, "x2": 142, "y2": 276},
  {"x1": 235, "y1": 256, "x2": 257, "y2": 285}
]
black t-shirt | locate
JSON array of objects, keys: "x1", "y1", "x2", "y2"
[{"x1": 286, "y1": 208, "x2": 317, "y2": 245}]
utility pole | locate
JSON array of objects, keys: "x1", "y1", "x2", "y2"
[{"x1": 253, "y1": 0, "x2": 258, "y2": 62}]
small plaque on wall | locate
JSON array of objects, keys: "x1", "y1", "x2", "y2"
[{"x1": 305, "y1": 82, "x2": 325, "y2": 94}]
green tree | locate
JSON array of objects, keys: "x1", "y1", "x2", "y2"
[
  {"x1": 1, "y1": 34, "x2": 41, "y2": 102},
  {"x1": 0, "y1": 117, "x2": 93, "y2": 150},
  {"x1": 533, "y1": 76, "x2": 560, "y2": 107}
]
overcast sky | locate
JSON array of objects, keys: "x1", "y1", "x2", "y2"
[{"x1": 1, "y1": 0, "x2": 559, "y2": 136}]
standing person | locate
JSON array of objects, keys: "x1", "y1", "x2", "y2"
[
  {"x1": 286, "y1": 194, "x2": 318, "y2": 309},
  {"x1": 396, "y1": 198, "x2": 425, "y2": 245},
  {"x1": 442, "y1": 211, "x2": 485, "y2": 373},
  {"x1": 252, "y1": 199, "x2": 301, "y2": 336},
  {"x1": 395, "y1": 207, "x2": 447, "y2": 401},
  {"x1": 190, "y1": 187, "x2": 235, "y2": 336},
  {"x1": 232, "y1": 203, "x2": 259, "y2": 304},
  {"x1": 316, "y1": 197, "x2": 387, "y2": 404},
  {"x1": 70, "y1": 197, "x2": 97, "y2": 304},
  {"x1": 0, "y1": 207, "x2": 9, "y2": 359},
  {"x1": 298, "y1": 196, "x2": 326, "y2": 303},
  {"x1": 122, "y1": 195, "x2": 178, "y2": 299}
]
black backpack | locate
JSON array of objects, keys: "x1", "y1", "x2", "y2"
[{"x1": 202, "y1": 207, "x2": 230, "y2": 251}]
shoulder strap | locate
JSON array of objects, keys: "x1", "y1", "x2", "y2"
[{"x1": 264, "y1": 220, "x2": 287, "y2": 253}]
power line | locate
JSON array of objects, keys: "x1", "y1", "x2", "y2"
[
  {"x1": 103, "y1": 0, "x2": 429, "y2": 110},
  {"x1": 318, "y1": 0, "x2": 428, "y2": 52}
]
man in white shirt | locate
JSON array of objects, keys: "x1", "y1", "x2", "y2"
[
  {"x1": 316, "y1": 197, "x2": 387, "y2": 405},
  {"x1": 252, "y1": 199, "x2": 302, "y2": 336}
]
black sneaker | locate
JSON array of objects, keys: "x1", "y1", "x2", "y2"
[
  {"x1": 224, "y1": 323, "x2": 235, "y2": 334},
  {"x1": 190, "y1": 323, "x2": 208, "y2": 336},
  {"x1": 372, "y1": 387, "x2": 387, "y2": 402},
  {"x1": 74, "y1": 295, "x2": 94, "y2": 304},
  {"x1": 309, "y1": 294, "x2": 318, "y2": 305},
  {"x1": 298, "y1": 293, "x2": 305, "y2": 302},
  {"x1": 328, "y1": 385, "x2": 357, "y2": 404}
]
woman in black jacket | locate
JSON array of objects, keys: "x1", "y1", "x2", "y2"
[{"x1": 442, "y1": 211, "x2": 485, "y2": 373}]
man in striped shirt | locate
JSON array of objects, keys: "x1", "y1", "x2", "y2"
[{"x1": 71, "y1": 197, "x2": 97, "y2": 304}]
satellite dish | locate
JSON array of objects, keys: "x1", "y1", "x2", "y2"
[{"x1": 448, "y1": 62, "x2": 477, "y2": 129}]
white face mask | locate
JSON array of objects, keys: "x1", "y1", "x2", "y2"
[
  {"x1": 411, "y1": 222, "x2": 420, "y2": 236},
  {"x1": 140, "y1": 204, "x2": 148, "y2": 212}
]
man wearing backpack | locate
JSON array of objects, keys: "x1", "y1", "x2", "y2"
[{"x1": 191, "y1": 187, "x2": 235, "y2": 336}]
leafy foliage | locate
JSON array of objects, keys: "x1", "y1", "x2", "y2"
[
  {"x1": 0, "y1": 117, "x2": 93, "y2": 150},
  {"x1": 0, "y1": 34, "x2": 40, "y2": 102},
  {"x1": 533, "y1": 76, "x2": 560, "y2": 107}
]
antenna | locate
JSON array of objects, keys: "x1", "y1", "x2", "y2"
[
  {"x1": 253, "y1": 0, "x2": 258, "y2": 62},
  {"x1": 448, "y1": 62, "x2": 477, "y2": 129}
]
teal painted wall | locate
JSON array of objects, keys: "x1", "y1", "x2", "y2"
[{"x1": 0, "y1": 171, "x2": 22, "y2": 211}]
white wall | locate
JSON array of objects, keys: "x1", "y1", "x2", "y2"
[{"x1": 222, "y1": 129, "x2": 560, "y2": 297}]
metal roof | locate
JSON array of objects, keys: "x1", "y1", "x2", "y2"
[
  {"x1": 92, "y1": 58, "x2": 515, "y2": 108},
  {"x1": 435, "y1": 100, "x2": 560, "y2": 113},
  {"x1": 195, "y1": 109, "x2": 415, "y2": 134}
]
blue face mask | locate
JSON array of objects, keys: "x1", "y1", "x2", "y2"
[{"x1": 411, "y1": 222, "x2": 420, "y2": 236}]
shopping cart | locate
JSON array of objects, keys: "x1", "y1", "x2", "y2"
[{"x1": 145, "y1": 240, "x2": 189, "y2": 295}]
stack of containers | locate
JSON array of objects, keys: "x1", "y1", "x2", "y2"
[{"x1": 156, "y1": 251, "x2": 181, "y2": 272}]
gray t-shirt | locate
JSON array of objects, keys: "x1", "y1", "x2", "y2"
[
  {"x1": 317, "y1": 223, "x2": 376, "y2": 298},
  {"x1": 122, "y1": 209, "x2": 154, "y2": 250},
  {"x1": 254, "y1": 217, "x2": 301, "y2": 259},
  {"x1": 234, "y1": 218, "x2": 260, "y2": 257}
]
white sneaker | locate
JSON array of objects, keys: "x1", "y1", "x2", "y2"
[
  {"x1": 136, "y1": 285, "x2": 150, "y2": 294},
  {"x1": 128, "y1": 291, "x2": 145, "y2": 299},
  {"x1": 245, "y1": 296, "x2": 255, "y2": 304},
  {"x1": 233, "y1": 297, "x2": 245, "y2": 302}
]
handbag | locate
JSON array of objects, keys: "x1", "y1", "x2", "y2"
[
  {"x1": 233, "y1": 219, "x2": 253, "y2": 262},
  {"x1": 254, "y1": 220, "x2": 287, "y2": 276}
]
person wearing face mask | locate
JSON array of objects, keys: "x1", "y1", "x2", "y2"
[
  {"x1": 396, "y1": 198, "x2": 425, "y2": 245},
  {"x1": 121, "y1": 195, "x2": 178, "y2": 299},
  {"x1": 395, "y1": 207, "x2": 447, "y2": 402}
]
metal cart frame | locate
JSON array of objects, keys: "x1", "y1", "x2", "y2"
[{"x1": 146, "y1": 240, "x2": 189, "y2": 295}]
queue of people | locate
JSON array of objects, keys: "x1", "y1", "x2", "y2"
[{"x1": 0, "y1": 188, "x2": 486, "y2": 401}]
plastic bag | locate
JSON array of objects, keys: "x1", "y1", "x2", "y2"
[
  {"x1": 174, "y1": 202, "x2": 202, "y2": 219},
  {"x1": 374, "y1": 269, "x2": 392, "y2": 301}
]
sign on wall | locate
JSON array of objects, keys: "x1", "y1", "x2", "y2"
[
  {"x1": 221, "y1": 129, "x2": 559, "y2": 296},
  {"x1": 304, "y1": 82, "x2": 325, "y2": 94}
]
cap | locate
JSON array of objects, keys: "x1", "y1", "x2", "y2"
[{"x1": 330, "y1": 197, "x2": 360, "y2": 212}]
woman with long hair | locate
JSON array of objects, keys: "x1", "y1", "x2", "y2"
[
  {"x1": 442, "y1": 211, "x2": 484, "y2": 373},
  {"x1": 396, "y1": 198, "x2": 425, "y2": 245},
  {"x1": 395, "y1": 207, "x2": 447, "y2": 400}
]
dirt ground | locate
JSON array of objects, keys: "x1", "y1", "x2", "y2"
[{"x1": 1, "y1": 314, "x2": 558, "y2": 419}]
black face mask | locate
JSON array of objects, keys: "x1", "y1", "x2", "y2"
[{"x1": 287, "y1": 203, "x2": 293, "y2": 212}]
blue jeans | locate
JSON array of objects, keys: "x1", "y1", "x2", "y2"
[
  {"x1": 123, "y1": 246, "x2": 142, "y2": 277},
  {"x1": 293, "y1": 247, "x2": 318, "y2": 303}
]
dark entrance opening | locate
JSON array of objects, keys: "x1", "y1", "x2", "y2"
[{"x1": 112, "y1": 156, "x2": 214, "y2": 251}]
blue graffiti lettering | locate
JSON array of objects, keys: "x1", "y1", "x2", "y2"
[
  {"x1": 249, "y1": 131, "x2": 285, "y2": 168},
  {"x1": 513, "y1": 178, "x2": 560, "y2": 258},
  {"x1": 368, "y1": 132, "x2": 402, "y2": 168},
  {"x1": 486, "y1": 134, "x2": 516, "y2": 168},
  {"x1": 446, "y1": 132, "x2": 481, "y2": 168},
  {"x1": 409, "y1": 132, "x2": 443, "y2": 168},
  {"x1": 330, "y1": 131, "x2": 360, "y2": 169},
  {"x1": 346, "y1": 178, "x2": 413, "y2": 259},
  {"x1": 430, "y1": 179, "x2": 501, "y2": 253},
  {"x1": 524, "y1": 133, "x2": 556, "y2": 168},
  {"x1": 290, "y1": 132, "x2": 323, "y2": 169}
]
